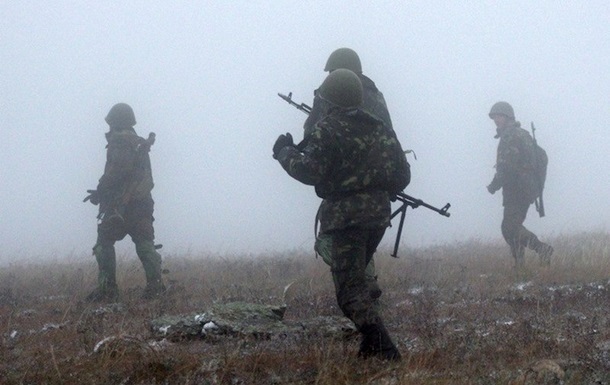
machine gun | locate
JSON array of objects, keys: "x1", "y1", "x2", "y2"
[{"x1": 390, "y1": 192, "x2": 451, "y2": 258}]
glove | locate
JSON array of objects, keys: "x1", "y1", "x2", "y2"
[
  {"x1": 83, "y1": 189, "x2": 100, "y2": 205},
  {"x1": 272, "y1": 133, "x2": 294, "y2": 159}
]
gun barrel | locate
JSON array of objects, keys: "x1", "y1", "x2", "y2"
[{"x1": 278, "y1": 92, "x2": 312, "y2": 115}]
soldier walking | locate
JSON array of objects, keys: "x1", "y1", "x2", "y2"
[
  {"x1": 273, "y1": 69, "x2": 409, "y2": 360},
  {"x1": 304, "y1": 48, "x2": 396, "y2": 301},
  {"x1": 487, "y1": 101, "x2": 553, "y2": 268},
  {"x1": 84, "y1": 103, "x2": 166, "y2": 301}
]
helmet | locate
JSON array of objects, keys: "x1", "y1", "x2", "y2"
[
  {"x1": 324, "y1": 48, "x2": 362, "y2": 73},
  {"x1": 489, "y1": 101, "x2": 515, "y2": 120},
  {"x1": 318, "y1": 68, "x2": 363, "y2": 108},
  {"x1": 105, "y1": 103, "x2": 136, "y2": 127}
]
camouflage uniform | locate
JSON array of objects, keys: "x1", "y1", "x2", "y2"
[
  {"x1": 488, "y1": 120, "x2": 552, "y2": 266},
  {"x1": 304, "y1": 73, "x2": 394, "y2": 299},
  {"x1": 276, "y1": 103, "x2": 404, "y2": 360},
  {"x1": 304, "y1": 73, "x2": 393, "y2": 138},
  {"x1": 87, "y1": 105, "x2": 165, "y2": 301}
]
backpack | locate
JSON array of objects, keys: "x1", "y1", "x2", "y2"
[{"x1": 530, "y1": 132, "x2": 547, "y2": 217}]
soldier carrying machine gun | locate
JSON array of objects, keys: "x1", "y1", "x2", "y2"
[{"x1": 278, "y1": 91, "x2": 451, "y2": 259}]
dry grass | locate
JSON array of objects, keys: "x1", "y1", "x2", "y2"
[{"x1": 1, "y1": 231, "x2": 610, "y2": 384}]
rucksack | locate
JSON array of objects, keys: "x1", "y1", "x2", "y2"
[{"x1": 530, "y1": 123, "x2": 547, "y2": 217}]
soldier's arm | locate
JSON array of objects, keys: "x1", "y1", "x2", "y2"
[
  {"x1": 494, "y1": 133, "x2": 523, "y2": 185},
  {"x1": 277, "y1": 125, "x2": 334, "y2": 186}
]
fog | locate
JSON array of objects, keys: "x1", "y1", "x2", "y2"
[{"x1": 1, "y1": 1, "x2": 609, "y2": 261}]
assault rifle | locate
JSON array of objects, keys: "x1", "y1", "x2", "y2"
[
  {"x1": 390, "y1": 192, "x2": 451, "y2": 258},
  {"x1": 530, "y1": 122, "x2": 545, "y2": 217},
  {"x1": 277, "y1": 92, "x2": 312, "y2": 150},
  {"x1": 84, "y1": 132, "x2": 156, "y2": 221},
  {"x1": 278, "y1": 92, "x2": 312, "y2": 114}
]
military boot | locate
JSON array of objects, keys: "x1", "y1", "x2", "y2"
[
  {"x1": 358, "y1": 323, "x2": 401, "y2": 361},
  {"x1": 511, "y1": 244, "x2": 525, "y2": 270},
  {"x1": 87, "y1": 243, "x2": 119, "y2": 302},
  {"x1": 136, "y1": 240, "x2": 166, "y2": 299},
  {"x1": 536, "y1": 243, "x2": 553, "y2": 266},
  {"x1": 85, "y1": 284, "x2": 119, "y2": 302}
]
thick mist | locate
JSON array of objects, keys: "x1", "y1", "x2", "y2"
[{"x1": 1, "y1": 2, "x2": 609, "y2": 261}]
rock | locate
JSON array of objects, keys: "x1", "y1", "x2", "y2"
[
  {"x1": 150, "y1": 301, "x2": 356, "y2": 341},
  {"x1": 150, "y1": 314, "x2": 206, "y2": 340}
]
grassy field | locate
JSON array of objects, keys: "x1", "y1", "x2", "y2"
[{"x1": 1, "y1": 231, "x2": 609, "y2": 384}]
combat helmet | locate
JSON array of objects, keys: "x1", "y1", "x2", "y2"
[
  {"x1": 324, "y1": 48, "x2": 362, "y2": 73},
  {"x1": 318, "y1": 68, "x2": 363, "y2": 108},
  {"x1": 105, "y1": 103, "x2": 136, "y2": 127},
  {"x1": 489, "y1": 101, "x2": 515, "y2": 120}
]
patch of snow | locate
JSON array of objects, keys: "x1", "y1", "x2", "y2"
[{"x1": 203, "y1": 321, "x2": 218, "y2": 332}]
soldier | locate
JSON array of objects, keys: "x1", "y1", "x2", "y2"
[
  {"x1": 305, "y1": 47, "x2": 395, "y2": 301},
  {"x1": 273, "y1": 69, "x2": 408, "y2": 360},
  {"x1": 84, "y1": 103, "x2": 166, "y2": 301},
  {"x1": 487, "y1": 101, "x2": 553, "y2": 268}
]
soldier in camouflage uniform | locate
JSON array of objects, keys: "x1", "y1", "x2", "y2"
[
  {"x1": 84, "y1": 103, "x2": 166, "y2": 301},
  {"x1": 273, "y1": 69, "x2": 408, "y2": 360},
  {"x1": 487, "y1": 101, "x2": 553, "y2": 268},
  {"x1": 304, "y1": 48, "x2": 396, "y2": 301}
]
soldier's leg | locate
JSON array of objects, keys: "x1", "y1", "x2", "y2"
[
  {"x1": 324, "y1": 229, "x2": 372, "y2": 324},
  {"x1": 514, "y1": 203, "x2": 554, "y2": 265},
  {"x1": 134, "y1": 240, "x2": 165, "y2": 297},
  {"x1": 328, "y1": 228, "x2": 400, "y2": 360},
  {"x1": 502, "y1": 204, "x2": 525, "y2": 267},
  {"x1": 316, "y1": 233, "x2": 381, "y2": 300},
  {"x1": 127, "y1": 200, "x2": 166, "y2": 298},
  {"x1": 364, "y1": 258, "x2": 382, "y2": 300},
  {"x1": 86, "y1": 237, "x2": 119, "y2": 302}
]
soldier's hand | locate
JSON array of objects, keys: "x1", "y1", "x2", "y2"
[
  {"x1": 486, "y1": 185, "x2": 496, "y2": 195},
  {"x1": 272, "y1": 133, "x2": 294, "y2": 159},
  {"x1": 83, "y1": 189, "x2": 100, "y2": 205}
]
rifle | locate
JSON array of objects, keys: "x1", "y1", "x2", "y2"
[
  {"x1": 84, "y1": 132, "x2": 157, "y2": 221},
  {"x1": 277, "y1": 92, "x2": 314, "y2": 151},
  {"x1": 278, "y1": 92, "x2": 312, "y2": 115},
  {"x1": 530, "y1": 122, "x2": 545, "y2": 217},
  {"x1": 390, "y1": 192, "x2": 451, "y2": 258}
]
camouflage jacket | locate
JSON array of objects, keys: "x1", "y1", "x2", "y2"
[
  {"x1": 488, "y1": 121, "x2": 538, "y2": 205},
  {"x1": 303, "y1": 74, "x2": 394, "y2": 138},
  {"x1": 277, "y1": 108, "x2": 405, "y2": 233},
  {"x1": 97, "y1": 128, "x2": 154, "y2": 211}
]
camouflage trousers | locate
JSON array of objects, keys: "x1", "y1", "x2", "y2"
[
  {"x1": 94, "y1": 198, "x2": 163, "y2": 291},
  {"x1": 501, "y1": 201, "x2": 543, "y2": 264},
  {"x1": 316, "y1": 235, "x2": 382, "y2": 300},
  {"x1": 315, "y1": 227, "x2": 386, "y2": 330}
]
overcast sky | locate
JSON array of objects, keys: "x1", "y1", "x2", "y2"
[{"x1": 1, "y1": 1, "x2": 609, "y2": 262}]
